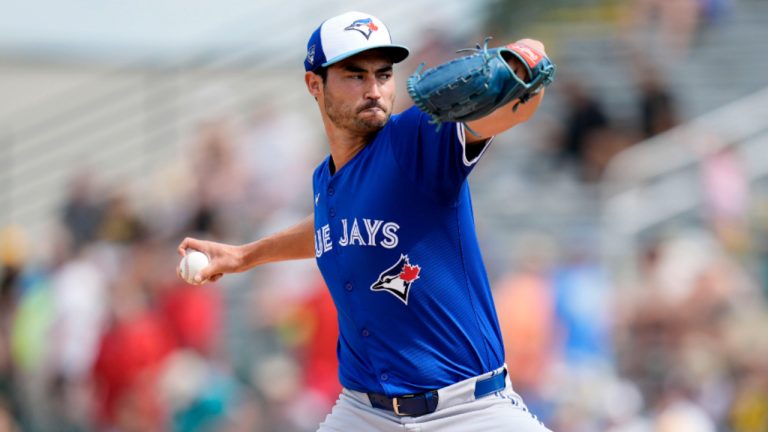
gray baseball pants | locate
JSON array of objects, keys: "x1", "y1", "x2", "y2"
[{"x1": 317, "y1": 365, "x2": 552, "y2": 431}]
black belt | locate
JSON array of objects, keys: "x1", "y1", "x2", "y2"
[{"x1": 367, "y1": 368, "x2": 507, "y2": 417}]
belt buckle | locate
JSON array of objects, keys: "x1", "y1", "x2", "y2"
[{"x1": 392, "y1": 397, "x2": 405, "y2": 416}]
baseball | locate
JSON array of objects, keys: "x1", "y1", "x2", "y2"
[{"x1": 179, "y1": 250, "x2": 209, "y2": 285}]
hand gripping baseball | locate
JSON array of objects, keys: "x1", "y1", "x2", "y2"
[
  {"x1": 407, "y1": 37, "x2": 556, "y2": 126},
  {"x1": 177, "y1": 237, "x2": 241, "y2": 284}
]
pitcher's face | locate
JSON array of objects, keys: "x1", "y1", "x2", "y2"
[{"x1": 320, "y1": 50, "x2": 396, "y2": 134}]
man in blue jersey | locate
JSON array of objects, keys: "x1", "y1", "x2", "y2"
[{"x1": 178, "y1": 11, "x2": 552, "y2": 431}]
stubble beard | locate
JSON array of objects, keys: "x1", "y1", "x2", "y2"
[{"x1": 324, "y1": 93, "x2": 391, "y2": 134}]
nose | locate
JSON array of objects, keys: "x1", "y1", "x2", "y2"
[{"x1": 363, "y1": 76, "x2": 382, "y2": 100}]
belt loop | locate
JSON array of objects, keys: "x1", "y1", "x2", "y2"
[
  {"x1": 423, "y1": 390, "x2": 438, "y2": 413},
  {"x1": 473, "y1": 367, "x2": 507, "y2": 399},
  {"x1": 424, "y1": 390, "x2": 433, "y2": 411}
]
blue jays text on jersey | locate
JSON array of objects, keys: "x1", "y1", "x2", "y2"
[
  {"x1": 312, "y1": 105, "x2": 504, "y2": 397},
  {"x1": 314, "y1": 217, "x2": 400, "y2": 257}
]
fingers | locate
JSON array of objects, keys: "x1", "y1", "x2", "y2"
[
  {"x1": 195, "y1": 264, "x2": 220, "y2": 284},
  {"x1": 193, "y1": 272, "x2": 223, "y2": 285},
  {"x1": 178, "y1": 237, "x2": 211, "y2": 284},
  {"x1": 176, "y1": 238, "x2": 233, "y2": 285},
  {"x1": 511, "y1": 59, "x2": 528, "y2": 81},
  {"x1": 178, "y1": 237, "x2": 207, "y2": 256},
  {"x1": 178, "y1": 237, "x2": 193, "y2": 256}
]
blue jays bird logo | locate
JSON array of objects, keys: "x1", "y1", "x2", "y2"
[
  {"x1": 344, "y1": 18, "x2": 379, "y2": 40},
  {"x1": 370, "y1": 255, "x2": 421, "y2": 305}
]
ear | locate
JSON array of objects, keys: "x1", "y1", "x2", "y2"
[{"x1": 305, "y1": 72, "x2": 322, "y2": 100}]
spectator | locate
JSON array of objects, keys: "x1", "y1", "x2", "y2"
[
  {"x1": 493, "y1": 238, "x2": 556, "y2": 394},
  {"x1": 638, "y1": 67, "x2": 679, "y2": 139},
  {"x1": 556, "y1": 80, "x2": 610, "y2": 179},
  {"x1": 188, "y1": 120, "x2": 249, "y2": 239},
  {"x1": 552, "y1": 241, "x2": 614, "y2": 368},
  {"x1": 98, "y1": 189, "x2": 147, "y2": 244},
  {"x1": 61, "y1": 172, "x2": 103, "y2": 251},
  {"x1": 626, "y1": 0, "x2": 704, "y2": 57},
  {"x1": 91, "y1": 276, "x2": 175, "y2": 430}
]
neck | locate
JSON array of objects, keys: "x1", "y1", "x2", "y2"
[{"x1": 322, "y1": 115, "x2": 378, "y2": 173}]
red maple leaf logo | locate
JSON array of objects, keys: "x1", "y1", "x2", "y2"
[
  {"x1": 399, "y1": 264, "x2": 420, "y2": 282},
  {"x1": 368, "y1": 22, "x2": 378, "y2": 31}
]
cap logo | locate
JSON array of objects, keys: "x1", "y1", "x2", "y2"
[
  {"x1": 344, "y1": 18, "x2": 379, "y2": 40},
  {"x1": 307, "y1": 44, "x2": 316, "y2": 65}
]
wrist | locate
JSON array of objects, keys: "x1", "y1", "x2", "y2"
[
  {"x1": 234, "y1": 242, "x2": 254, "y2": 272},
  {"x1": 238, "y1": 237, "x2": 274, "y2": 270}
]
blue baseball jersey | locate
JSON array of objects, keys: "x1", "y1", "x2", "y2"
[{"x1": 312, "y1": 106, "x2": 504, "y2": 396}]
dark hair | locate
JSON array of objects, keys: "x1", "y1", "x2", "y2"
[{"x1": 313, "y1": 67, "x2": 328, "y2": 85}]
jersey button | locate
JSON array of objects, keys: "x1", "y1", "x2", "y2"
[
  {"x1": 380, "y1": 373, "x2": 388, "y2": 381},
  {"x1": 329, "y1": 208, "x2": 336, "y2": 217},
  {"x1": 328, "y1": 187, "x2": 335, "y2": 196},
  {"x1": 344, "y1": 282, "x2": 353, "y2": 292},
  {"x1": 361, "y1": 329, "x2": 370, "y2": 337}
]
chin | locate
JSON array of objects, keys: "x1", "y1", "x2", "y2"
[
  {"x1": 359, "y1": 118, "x2": 388, "y2": 131},
  {"x1": 359, "y1": 110, "x2": 388, "y2": 125}
]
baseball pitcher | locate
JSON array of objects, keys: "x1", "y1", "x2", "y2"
[{"x1": 179, "y1": 10, "x2": 555, "y2": 431}]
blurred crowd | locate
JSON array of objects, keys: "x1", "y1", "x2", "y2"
[
  {"x1": 1, "y1": 0, "x2": 768, "y2": 431},
  {"x1": 0, "y1": 112, "x2": 340, "y2": 431}
]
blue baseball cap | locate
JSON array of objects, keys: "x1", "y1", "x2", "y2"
[{"x1": 304, "y1": 11, "x2": 410, "y2": 72}]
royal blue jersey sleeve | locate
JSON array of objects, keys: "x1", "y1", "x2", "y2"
[{"x1": 387, "y1": 106, "x2": 492, "y2": 204}]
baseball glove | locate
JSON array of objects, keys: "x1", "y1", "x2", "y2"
[{"x1": 407, "y1": 38, "x2": 556, "y2": 127}]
